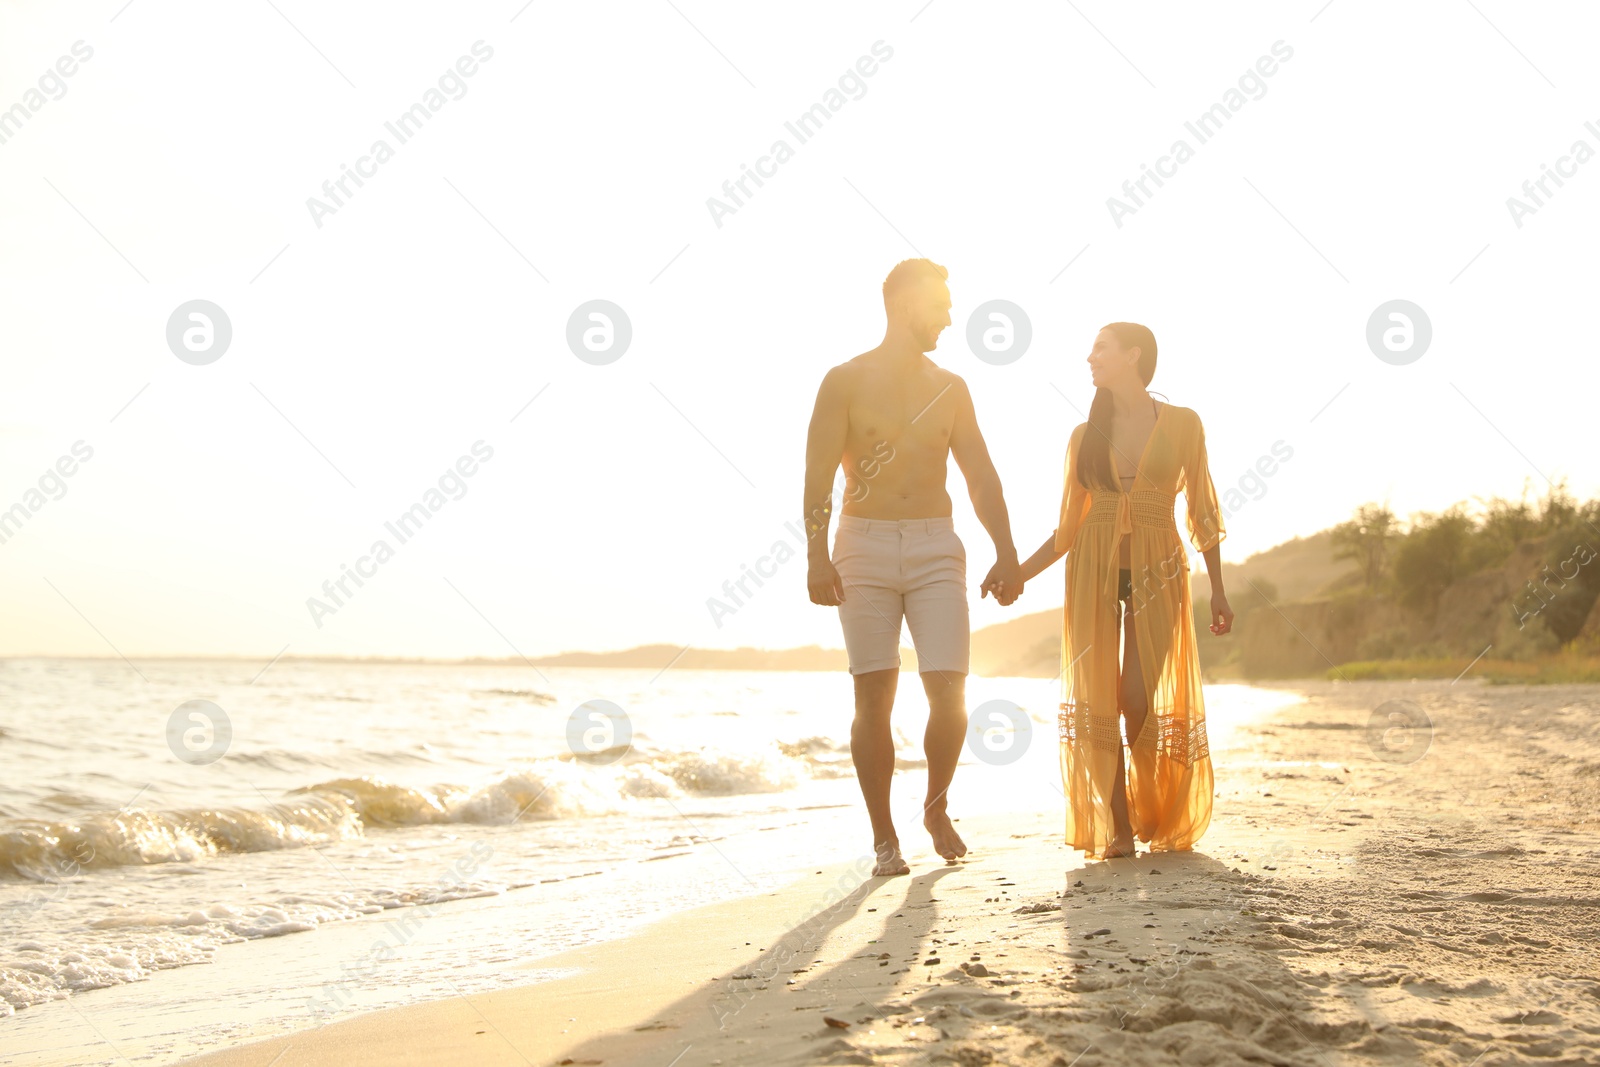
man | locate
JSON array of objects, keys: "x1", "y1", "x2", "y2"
[{"x1": 804, "y1": 258, "x2": 1024, "y2": 877}]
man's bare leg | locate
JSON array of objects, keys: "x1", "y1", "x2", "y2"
[
  {"x1": 851, "y1": 669, "x2": 908, "y2": 876},
  {"x1": 920, "y1": 670, "x2": 969, "y2": 862}
]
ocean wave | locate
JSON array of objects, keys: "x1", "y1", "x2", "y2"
[
  {"x1": 777, "y1": 735, "x2": 856, "y2": 778},
  {"x1": 475, "y1": 688, "x2": 557, "y2": 703},
  {"x1": 0, "y1": 740, "x2": 834, "y2": 1015},
  {"x1": 0, "y1": 873, "x2": 507, "y2": 1015},
  {"x1": 0, "y1": 743, "x2": 849, "y2": 880},
  {"x1": 1, "y1": 937, "x2": 218, "y2": 1015},
  {"x1": 651, "y1": 749, "x2": 804, "y2": 795},
  {"x1": 0, "y1": 793, "x2": 364, "y2": 881}
]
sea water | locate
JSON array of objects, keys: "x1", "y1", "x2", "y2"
[{"x1": 0, "y1": 658, "x2": 1297, "y2": 1064}]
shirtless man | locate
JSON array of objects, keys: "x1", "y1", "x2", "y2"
[{"x1": 804, "y1": 258, "x2": 1024, "y2": 877}]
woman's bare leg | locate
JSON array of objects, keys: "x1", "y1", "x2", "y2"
[{"x1": 1107, "y1": 600, "x2": 1148, "y2": 858}]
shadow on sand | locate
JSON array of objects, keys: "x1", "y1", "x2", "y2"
[{"x1": 554, "y1": 863, "x2": 963, "y2": 1065}]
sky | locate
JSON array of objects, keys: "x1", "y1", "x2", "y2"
[{"x1": 0, "y1": 0, "x2": 1595, "y2": 662}]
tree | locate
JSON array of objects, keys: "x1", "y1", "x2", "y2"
[
  {"x1": 1472, "y1": 480, "x2": 1539, "y2": 569},
  {"x1": 1392, "y1": 506, "x2": 1475, "y2": 614},
  {"x1": 1525, "y1": 518, "x2": 1600, "y2": 644},
  {"x1": 1536, "y1": 477, "x2": 1578, "y2": 534},
  {"x1": 1330, "y1": 503, "x2": 1397, "y2": 590}
]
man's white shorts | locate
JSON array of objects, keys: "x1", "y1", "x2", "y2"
[{"x1": 832, "y1": 514, "x2": 970, "y2": 675}]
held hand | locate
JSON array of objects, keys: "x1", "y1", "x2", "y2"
[
  {"x1": 983, "y1": 581, "x2": 1019, "y2": 606},
  {"x1": 808, "y1": 559, "x2": 846, "y2": 607},
  {"x1": 1209, "y1": 592, "x2": 1234, "y2": 636},
  {"x1": 981, "y1": 559, "x2": 1024, "y2": 607},
  {"x1": 980, "y1": 566, "x2": 1002, "y2": 602}
]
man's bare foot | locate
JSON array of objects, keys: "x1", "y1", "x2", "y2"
[
  {"x1": 872, "y1": 841, "x2": 910, "y2": 877},
  {"x1": 923, "y1": 809, "x2": 967, "y2": 862}
]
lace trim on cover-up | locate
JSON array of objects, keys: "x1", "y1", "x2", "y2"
[{"x1": 1057, "y1": 702, "x2": 1210, "y2": 766}]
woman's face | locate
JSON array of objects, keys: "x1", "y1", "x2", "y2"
[{"x1": 1087, "y1": 328, "x2": 1135, "y2": 388}]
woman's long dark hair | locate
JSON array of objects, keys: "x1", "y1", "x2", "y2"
[{"x1": 1076, "y1": 322, "x2": 1159, "y2": 492}]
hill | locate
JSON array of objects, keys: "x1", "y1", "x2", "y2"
[
  {"x1": 525, "y1": 533, "x2": 1361, "y2": 680},
  {"x1": 523, "y1": 488, "x2": 1600, "y2": 684}
]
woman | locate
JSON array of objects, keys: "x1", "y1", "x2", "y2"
[{"x1": 990, "y1": 322, "x2": 1233, "y2": 860}]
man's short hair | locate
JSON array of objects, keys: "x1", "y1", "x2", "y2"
[{"x1": 882, "y1": 258, "x2": 948, "y2": 306}]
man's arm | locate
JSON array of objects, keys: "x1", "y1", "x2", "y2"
[
  {"x1": 804, "y1": 367, "x2": 849, "y2": 606},
  {"x1": 947, "y1": 377, "x2": 1022, "y2": 604}
]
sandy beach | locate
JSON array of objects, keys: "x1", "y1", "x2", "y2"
[
  {"x1": 168, "y1": 678, "x2": 1600, "y2": 1067},
  {"x1": 9, "y1": 3, "x2": 1600, "y2": 1063}
]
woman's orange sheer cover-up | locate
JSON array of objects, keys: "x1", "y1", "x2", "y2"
[{"x1": 1053, "y1": 404, "x2": 1226, "y2": 859}]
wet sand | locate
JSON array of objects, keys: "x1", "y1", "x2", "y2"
[{"x1": 177, "y1": 679, "x2": 1600, "y2": 1066}]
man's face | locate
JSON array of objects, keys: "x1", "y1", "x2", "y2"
[{"x1": 904, "y1": 282, "x2": 952, "y2": 353}]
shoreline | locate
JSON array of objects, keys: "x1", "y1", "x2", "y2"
[
  {"x1": 170, "y1": 678, "x2": 1600, "y2": 1066},
  {"x1": 13, "y1": 678, "x2": 1599, "y2": 1065},
  {"x1": 2, "y1": 782, "x2": 878, "y2": 1065}
]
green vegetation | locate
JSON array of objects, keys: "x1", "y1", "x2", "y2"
[
  {"x1": 1330, "y1": 503, "x2": 1397, "y2": 591},
  {"x1": 1378, "y1": 480, "x2": 1596, "y2": 640},
  {"x1": 1205, "y1": 477, "x2": 1600, "y2": 683},
  {"x1": 1330, "y1": 481, "x2": 1594, "y2": 616},
  {"x1": 1333, "y1": 651, "x2": 1600, "y2": 685}
]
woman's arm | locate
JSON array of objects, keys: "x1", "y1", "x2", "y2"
[
  {"x1": 1019, "y1": 532, "x2": 1065, "y2": 583},
  {"x1": 1185, "y1": 413, "x2": 1232, "y2": 635},
  {"x1": 1202, "y1": 542, "x2": 1233, "y2": 635},
  {"x1": 984, "y1": 423, "x2": 1086, "y2": 601},
  {"x1": 983, "y1": 532, "x2": 1063, "y2": 599}
]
